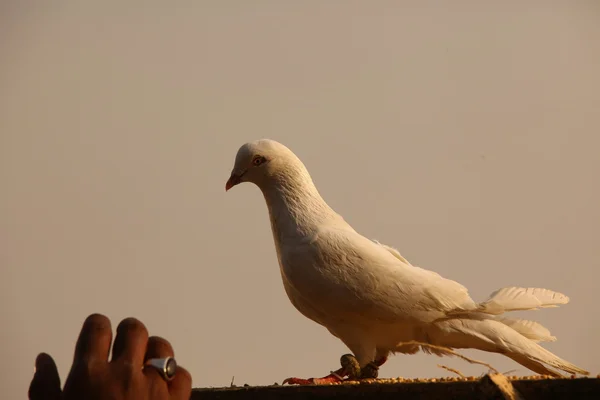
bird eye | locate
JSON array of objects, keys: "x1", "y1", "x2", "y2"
[{"x1": 252, "y1": 156, "x2": 266, "y2": 166}]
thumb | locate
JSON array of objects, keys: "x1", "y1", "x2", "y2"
[{"x1": 28, "y1": 353, "x2": 62, "y2": 400}]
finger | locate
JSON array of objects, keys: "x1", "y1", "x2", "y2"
[
  {"x1": 111, "y1": 317, "x2": 149, "y2": 366},
  {"x1": 143, "y1": 337, "x2": 175, "y2": 386},
  {"x1": 144, "y1": 336, "x2": 175, "y2": 362},
  {"x1": 142, "y1": 336, "x2": 191, "y2": 398},
  {"x1": 72, "y1": 313, "x2": 112, "y2": 366},
  {"x1": 28, "y1": 353, "x2": 62, "y2": 400},
  {"x1": 168, "y1": 365, "x2": 192, "y2": 400}
]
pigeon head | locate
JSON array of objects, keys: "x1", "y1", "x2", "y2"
[{"x1": 225, "y1": 139, "x2": 302, "y2": 191}]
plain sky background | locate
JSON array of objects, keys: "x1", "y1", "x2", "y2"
[{"x1": 2, "y1": 1, "x2": 599, "y2": 398}]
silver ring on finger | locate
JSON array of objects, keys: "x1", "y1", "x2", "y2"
[{"x1": 145, "y1": 357, "x2": 177, "y2": 381}]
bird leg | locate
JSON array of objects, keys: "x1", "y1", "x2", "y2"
[
  {"x1": 359, "y1": 356, "x2": 388, "y2": 379},
  {"x1": 282, "y1": 354, "x2": 361, "y2": 385}
]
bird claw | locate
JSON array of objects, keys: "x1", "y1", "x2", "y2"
[
  {"x1": 360, "y1": 362, "x2": 380, "y2": 379},
  {"x1": 340, "y1": 354, "x2": 361, "y2": 379}
]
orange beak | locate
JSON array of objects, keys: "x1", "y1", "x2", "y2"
[{"x1": 225, "y1": 173, "x2": 242, "y2": 191}]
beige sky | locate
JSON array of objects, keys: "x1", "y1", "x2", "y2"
[{"x1": 2, "y1": 1, "x2": 599, "y2": 398}]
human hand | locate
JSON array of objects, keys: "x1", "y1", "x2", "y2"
[{"x1": 28, "y1": 313, "x2": 192, "y2": 400}]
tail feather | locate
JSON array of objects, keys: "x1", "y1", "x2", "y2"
[
  {"x1": 504, "y1": 352, "x2": 562, "y2": 377},
  {"x1": 495, "y1": 317, "x2": 556, "y2": 343},
  {"x1": 477, "y1": 287, "x2": 570, "y2": 315},
  {"x1": 430, "y1": 318, "x2": 589, "y2": 377},
  {"x1": 515, "y1": 343, "x2": 589, "y2": 377}
]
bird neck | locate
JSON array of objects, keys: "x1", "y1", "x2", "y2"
[{"x1": 261, "y1": 168, "x2": 338, "y2": 242}]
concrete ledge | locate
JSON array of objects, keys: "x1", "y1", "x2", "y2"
[{"x1": 191, "y1": 376, "x2": 599, "y2": 400}]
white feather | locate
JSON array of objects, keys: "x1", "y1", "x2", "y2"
[
  {"x1": 495, "y1": 317, "x2": 557, "y2": 343},
  {"x1": 477, "y1": 287, "x2": 570, "y2": 315},
  {"x1": 372, "y1": 239, "x2": 412, "y2": 265}
]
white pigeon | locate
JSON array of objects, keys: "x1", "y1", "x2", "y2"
[{"x1": 225, "y1": 139, "x2": 589, "y2": 384}]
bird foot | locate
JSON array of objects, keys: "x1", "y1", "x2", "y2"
[
  {"x1": 282, "y1": 354, "x2": 361, "y2": 385},
  {"x1": 360, "y1": 362, "x2": 380, "y2": 379}
]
